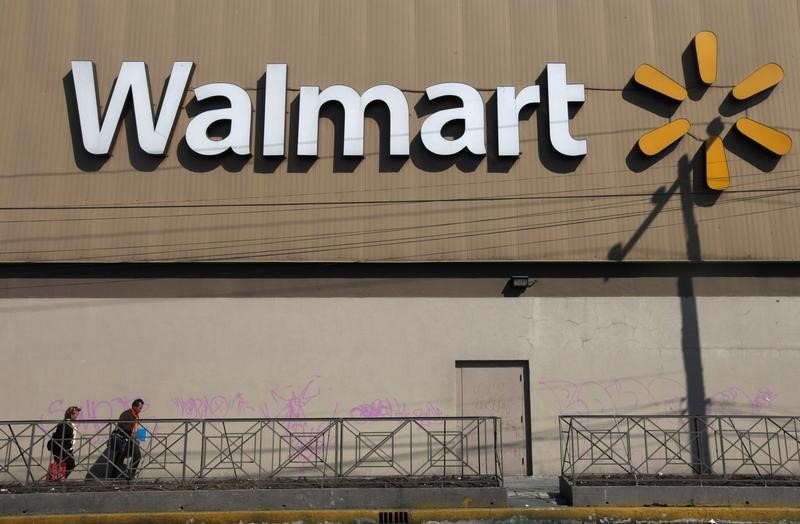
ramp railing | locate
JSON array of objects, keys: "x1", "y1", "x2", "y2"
[
  {"x1": 560, "y1": 415, "x2": 800, "y2": 485},
  {"x1": 0, "y1": 417, "x2": 501, "y2": 488}
]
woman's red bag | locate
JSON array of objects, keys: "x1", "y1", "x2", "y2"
[{"x1": 45, "y1": 460, "x2": 66, "y2": 481}]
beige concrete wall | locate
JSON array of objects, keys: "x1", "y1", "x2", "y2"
[
  {"x1": 1, "y1": 0, "x2": 799, "y2": 261},
  {"x1": 2, "y1": 295, "x2": 798, "y2": 474}
]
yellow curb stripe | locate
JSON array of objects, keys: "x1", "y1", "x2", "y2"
[{"x1": 3, "y1": 507, "x2": 800, "y2": 524}]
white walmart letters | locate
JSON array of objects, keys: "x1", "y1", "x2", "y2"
[
  {"x1": 421, "y1": 83, "x2": 486, "y2": 156},
  {"x1": 70, "y1": 62, "x2": 587, "y2": 159},
  {"x1": 71, "y1": 61, "x2": 193, "y2": 155},
  {"x1": 297, "y1": 84, "x2": 409, "y2": 156},
  {"x1": 185, "y1": 83, "x2": 252, "y2": 156}
]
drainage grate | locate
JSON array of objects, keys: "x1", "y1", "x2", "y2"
[{"x1": 378, "y1": 511, "x2": 409, "y2": 523}]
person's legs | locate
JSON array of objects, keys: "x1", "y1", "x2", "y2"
[
  {"x1": 109, "y1": 434, "x2": 127, "y2": 478},
  {"x1": 50, "y1": 449, "x2": 64, "y2": 480},
  {"x1": 60, "y1": 451, "x2": 76, "y2": 478},
  {"x1": 126, "y1": 441, "x2": 142, "y2": 479}
]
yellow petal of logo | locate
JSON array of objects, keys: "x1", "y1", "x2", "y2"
[
  {"x1": 634, "y1": 64, "x2": 687, "y2": 101},
  {"x1": 736, "y1": 118, "x2": 792, "y2": 156},
  {"x1": 732, "y1": 64, "x2": 783, "y2": 100},
  {"x1": 695, "y1": 31, "x2": 718, "y2": 84},
  {"x1": 706, "y1": 136, "x2": 729, "y2": 190},
  {"x1": 638, "y1": 119, "x2": 691, "y2": 156}
]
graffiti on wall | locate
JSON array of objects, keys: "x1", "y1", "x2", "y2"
[
  {"x1": 41, "y1": 375, "x2": 778, "y2": 430},
  {"x1": 536, "y1": 374, "x2": 777, "y2": 416},
  {"x1": 172, "y1": 392, "x2": 256, "y2": 419},
  {"x1": 707, "y1": 386, "x2": 777, "y2": 416},
  {"x1": 40, "y1": 376, "x2": 445, "y2": 426},
  {"x1": 349, "y1": 399, "x2": 443, "y2": 418}
]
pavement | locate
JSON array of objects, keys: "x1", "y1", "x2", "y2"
[{"x1": 504, "y1": 475, "x2": 561, "y2": 507}]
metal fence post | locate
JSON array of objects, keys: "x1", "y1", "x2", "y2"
[
  {"x1": 199, "y1": 420, "x2": 207, "y2": 479},
  {"x1": 460, "y1": 418, "x2": 465, "y2": 478},
  {"x1": 558, "y1": 416, "x2": 564, "y2": 477},
  {"x1": 27, "y1": 424, "x2": 36, "y2": 485},
  {"x1": 335, "y1": 418, "x2": 341, "y2": 477},
  {"x1": 443, "y1": 418, "x2": 447, "y2": 476},
  {"x1": 493, "y1": 417, "x2": 501, "y2": 479},
  {"x1": 182, "y1": 421, "x2": 189, "y2": 481},
  {"x1": 718, "y1": 417, "x2": 726, "y2": 477}
]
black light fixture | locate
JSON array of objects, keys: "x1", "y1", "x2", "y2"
[{"x1": 510, "y1": 275, "x2": 529, "y2": 289}]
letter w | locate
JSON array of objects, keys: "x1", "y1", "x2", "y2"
[{"x1": 71, "y1": 61, "x2": 193, "y2": 155}]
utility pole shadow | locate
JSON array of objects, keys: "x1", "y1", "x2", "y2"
[
  {"x1": 676, "y1": 154, "x2": 712, "y2": 474},
  {"x1": 608, "y1": 153, "x2": 711, "y2": 474}
]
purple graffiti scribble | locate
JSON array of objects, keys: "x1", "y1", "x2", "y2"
[
  {"x1": 707, "y1": 386, "x2": 777, "y2": 416},
  {"x1": 349, "y1": 399, "x2": 443, "y2": 418},
  {"x1": 751, "y1": 387, "x2": 777, "y2": 411},
  {"x1": 347, "y1": 399, "x2": 445, "y2": 428},
  {"x1": 538, "y1": 376, "x2": 779, "y2": 417},
  {"x1": 537, "y1": 376, "x2": 685, "y2": 416},
  {"x1": 271, "y1": 376, "x2": 320, "y2": 419},
  {"x1": 266, "y1": 376, "x2": 330, "y2": 435},
  {"x1": 40, "y1": 375, "x2": 450, "y2": 462},
  {"x1": 263, "y1": 377, "x2": 337, "y2": 466},
  {"x1": 172, "y1": 392, "x2": 255, "y2": 418}
]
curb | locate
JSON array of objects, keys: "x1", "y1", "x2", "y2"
[{"x1": 2, "y1": 507, "x2": 800, "y2": 523}]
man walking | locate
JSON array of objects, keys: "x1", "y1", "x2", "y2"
[
  {"x1": 109, "y1": 399, "x2": 143, "y2": 480},
  {"x1": 86, "y1": 398, "x2": 144, "y2": 481}
]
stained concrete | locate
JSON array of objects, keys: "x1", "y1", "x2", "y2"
[
  {"x1": 564, "y1": 481, "x2": 800, "y2": 507},
  {"x1": 0, "y1": 487, "x2": 506, "y2": 516},
  {"x1": 504, "y1": 475, "x2": 560, "y2": 507}
]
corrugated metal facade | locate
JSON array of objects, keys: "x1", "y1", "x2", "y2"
[{"x1": 1, "y1": 0, "x2": 799, "y2": 262}]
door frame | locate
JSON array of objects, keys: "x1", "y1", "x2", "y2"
[{"x1": 455, "y1": 359, "x2": 533, "y2": 476}]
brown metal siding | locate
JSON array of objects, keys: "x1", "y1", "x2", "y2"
[{"x1": 0, "y1": 0, "x2": 798, "y2": 262}]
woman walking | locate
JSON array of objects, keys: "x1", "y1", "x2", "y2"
[{"x1": 48, "y1": 406, "x2": 81, "y2": 479}]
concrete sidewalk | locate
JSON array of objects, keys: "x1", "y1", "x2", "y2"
[{"x1": 504, "y1": 475, "x2": 561, "y2": 507}]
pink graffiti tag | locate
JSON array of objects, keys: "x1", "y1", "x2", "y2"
[{"x1": 172, "y1": 392, "x2": 255, "y2": 418}]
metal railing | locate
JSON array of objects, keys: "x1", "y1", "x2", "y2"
[
  {"x1": 1, "y1": 417, "x2": 501, "y2": 488},
  {"x1": 560, "y1": 415, "x2": 800, "y2": 485}
]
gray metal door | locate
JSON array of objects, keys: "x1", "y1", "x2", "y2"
[{"x1": 457, "y1": 361, "x2": 531, "y2": 475}]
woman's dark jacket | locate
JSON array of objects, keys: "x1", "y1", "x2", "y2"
[{"x1": 49, "y1": 421, "x2": 74, "y2": 458}]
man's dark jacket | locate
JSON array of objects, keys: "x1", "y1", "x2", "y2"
[{"x1": 114, "y1": 409, "x2": 137, "y2": 438}]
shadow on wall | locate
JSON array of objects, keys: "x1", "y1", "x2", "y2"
[
  {"x1": 608, "y1": 34, "x2": 734, "y2": 467},
  {"x1": 608, "y1": 148, "x2": 712, "y2": 471},
  {"x1": 723, "y1": 125, "x2": 782, "y2": 173}
]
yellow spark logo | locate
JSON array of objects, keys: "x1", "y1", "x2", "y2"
[{"x1": 633, "y1": 31, "x2": 791, "y2": 190}]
